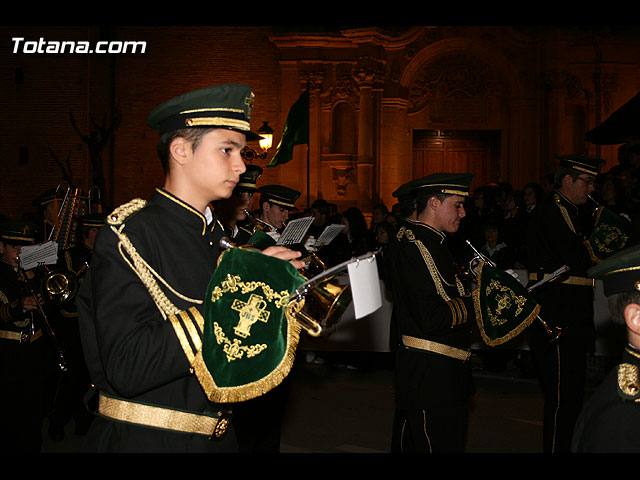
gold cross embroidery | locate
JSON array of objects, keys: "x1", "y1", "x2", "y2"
[{"x1": 231, "y1": 293, "x2": 270, "y2": 338}]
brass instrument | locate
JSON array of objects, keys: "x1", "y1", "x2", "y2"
[
  {"x1": 219, "y1": 237, "x2": 352, "y2": 338},
  {"x1": 41, "y1": 262, "x2": 89, "y2": 305},
  {"x1": 466, "y1": 240, "x2": 562, "y2": 342},
  {"x1": 42, "y1": 181, "x2": 101, "y2": 306},
  {"x1": 237, "y1": 211, "x2": 352, "y2": 336},
  {"x1": 18, "y1": 265, "x2": 68, "y2": 372},
  {"x1": 243, "y1": 208, "x2": 277, "y2": 233}
]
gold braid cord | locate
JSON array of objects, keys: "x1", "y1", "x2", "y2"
[
  {"x1": 397, "y1": 226, "x2": 468, "y2": 326},
  {"x1": 554, "y1": 195, "x2": 601, "y2": 264},
  {"x1": 107, "y1": 199, "x2": 206, "y2": 378}
]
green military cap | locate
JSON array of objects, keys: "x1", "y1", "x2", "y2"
[
  {"x1": 236, "y1": 165, "x2": 263, "y2": 193},
  {"x1": 396, "y1": 172, "x2": 474, "y2": 198},
  {"x1": 556, "y1": 154, "x2": 606, "y2": 177},
  {"x1": 147, "y1": 83, "x2": 262, "y2": 141},
  {"x1": 588, "y1": 244, "x2": 640, "y2": 296},
  {"x1": 0, "y1": 221, "x2": 38, "y2": 245},
  {"x1": 78, "y1": 213, "x2": 107, "y2": 229},
  {"x1": 259, "y1": 185, "x2": 301, "y2": 210},
  {"x1": 393, "y1": 175, "x2": 429, "y2": 199}
]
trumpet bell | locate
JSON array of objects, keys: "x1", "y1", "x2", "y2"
[
  {"x1": 300, "y1": 274, "x2": 352, "y2": 335},
  {"x1": 42, "y1": 270, "x2": 80, "y2": 305}
]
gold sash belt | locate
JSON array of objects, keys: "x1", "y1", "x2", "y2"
[
  {"x1": 402, "y1": 335, "x2": 471, "y2": 362},
  {"x1": 528, "y1": 273, "x2": 594, "y2": 287},
  {"x1": 0, "y1": 329, "x2": 43, "y2": 343},
  {"x1": 98, "y1": 393, "x2": 231, "y2": 438}
]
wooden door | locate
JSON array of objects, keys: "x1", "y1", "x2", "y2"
[{"x1": 412, "y1": 130, "x2": 499, "y2": 192}]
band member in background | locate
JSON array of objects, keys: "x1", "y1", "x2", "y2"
[
  {"x1": 0, "y1": 221, "x2": 50, "y2": 452},
  {"x1": 571, "y1": 244, "x2": 640, "y2": 452},
  {"x1": 213, "y1": 164, "x2": 262, "y2": 246},
  {"x1": 77, "y1": 83, "x2": 303, "y2": 453},
  {"x1": 257, "y1": 185, "x2": 301, "y2": 234},
  {"x1": 388, "y1": 173, "x2": 476, "y2": 453},
  {"x1": 526, "y1": 154, "x2": 605, "y2": 453},
  {"x1": 48, "y1": 213, "x2": 106, "y2": 441},
  {"x1": 33, "y1": 188, "x2": 62, "y2": 243}
]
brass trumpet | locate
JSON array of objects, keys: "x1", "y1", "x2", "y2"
[
  {"x1": 243, "y1": 208, "x2": 277, "y2": 233},
  {"x1": 219, "y1": 237, "x2": 351, "y2": 338},
  {"x1": 41, "y1": 262, "x2": 89, "y2": 305}
]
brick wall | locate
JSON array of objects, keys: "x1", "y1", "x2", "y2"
[{"x1": 0, "y1": 26, "x2": 281, "y2": 221}]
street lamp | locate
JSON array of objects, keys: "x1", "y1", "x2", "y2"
[{"x1": 242, "y1": 121, "x2": 274, "y2": 163}]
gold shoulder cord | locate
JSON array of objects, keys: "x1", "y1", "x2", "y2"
[
  {"x1": 107, "y1": 199, "x2": 206, "y2": 364},
  {"x1": 554, "y1": 194, "x2": 601, "y2": 264},
  {"x1": 397, "y1": 227, "x2": 467, "y2": 301},
  {"x1": 554, "y1": 194, "x2": 576, "y2": 234}
]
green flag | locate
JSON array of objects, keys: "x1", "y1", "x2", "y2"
[
  {"x1": 588, "y1": 206, "x2": 632, "y2": 262},
  {"x1": 268, "y1": 90, "x2": 309, "y2": 167},
  {"x1": 472, "y1": 261, "x2": 540, "y2": 346},
  {"x1": 196, "y1": 247, "x2": 306, "y2": 403}
]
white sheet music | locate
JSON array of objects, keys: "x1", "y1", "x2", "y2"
[
  {"x1": 276, "y1": 216, "x2": 314, "y2": 246},
  {"x1": 314, "y1": 224, "x2": 345, "y2": 248},
  {"x1": 19, "y1": 241, "x2": 59, "y2": 270},
  {"x1": 347, "y1": 255, "x2": 382, "y2": 319}
]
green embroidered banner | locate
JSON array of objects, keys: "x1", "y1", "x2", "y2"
[
  {"x1": 472, "y1": 262, "x2": 540, "y2": 347},
  {"x1": 588, "y1": 206, "x2": 632, "y2": 262},
  {"x1": 201, "y1": 247, "x2": 305, "y2": 402}
]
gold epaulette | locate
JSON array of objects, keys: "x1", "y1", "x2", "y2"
[
  {"x1": 618, "y1": 360, "x2": 640, "y2": 403},
  {"x1": 108, "y1": 198, "x2": 148, "y2": 226}
]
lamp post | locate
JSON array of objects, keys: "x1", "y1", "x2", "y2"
[{"x1": 242, "y1": 121, "x2": 274, "y2": 162}]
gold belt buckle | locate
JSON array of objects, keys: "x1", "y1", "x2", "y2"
[
  {"x1": 20, "y1": 331, "x2": 31, "y2": 343},
  {"x1": 212, "y1": 411, "x2": 232, "y2": 439}
]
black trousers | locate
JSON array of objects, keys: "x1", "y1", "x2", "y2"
[
  {"x1": 391, "y1": 401, "x2": 469, "y2": 453},
  {"x1": 532, "y1": 330, "x2": 590, "y2": 453}
]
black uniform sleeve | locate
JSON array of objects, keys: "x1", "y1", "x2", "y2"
[{"x1": 77, "y1": 226, "x2": 192, "y2": 398}]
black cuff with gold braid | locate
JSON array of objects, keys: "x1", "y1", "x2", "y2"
[{"x1": 445, "y1": 297, "x2": 468, "y2": 326}]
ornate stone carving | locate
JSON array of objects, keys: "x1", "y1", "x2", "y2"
[
  {"x1": 407, "y1": 53, "x2": 493, "y2": 113},
  {"x1": 331, "y1": 165, "x2": 355, "y2": 196}
]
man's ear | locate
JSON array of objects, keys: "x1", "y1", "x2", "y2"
[
  {"x1": 428, "y1": 195, "x2": 441, "y2": 211},
  {"x1": 623, "y1": 303, "x2": 640, "y2": 336},
  {"x1": 169, "y1": 137, "x2": 189, "y2": 166},
  {"x1": 561, "y1": 173, "x2": 573, "y2": 188}
]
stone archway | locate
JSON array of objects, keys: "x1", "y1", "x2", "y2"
[{"x1": 392, "y1": 37, "x2": 537, "y2": 194}]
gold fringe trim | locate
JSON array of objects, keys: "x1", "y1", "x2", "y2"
[
  {"x1": 472, "y1": 262, "x2": 540, "y2": 347},
  {"x1": 191, "y1": 299, "x2": 304, "y2": 403}
]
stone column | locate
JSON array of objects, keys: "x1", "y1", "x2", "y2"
[{"x1": 353, "y1": 60, "x2": 383, "y2": 210}]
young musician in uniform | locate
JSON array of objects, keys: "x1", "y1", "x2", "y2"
[
  {"x1": 257, "y1": 185, "x2": 301, "y2": 233},
  {"x1": 213, "y1": 164, "x2": 262, "y2": 246},
  {"x1": 388, "y1": 173, "x2": 476, "y2": 453},
  {"x1": 77, "y1": 83, "x2": 303, "y2": 453},
  {"x1": 0, "y1": 221, "x2": 51, "y2": 452},
  {"x1": 571, "y1": 244, "x2": 640, "y2": 452},
  {"x1": 526, "y1": 155, "x2": 605, "y2": 453}
]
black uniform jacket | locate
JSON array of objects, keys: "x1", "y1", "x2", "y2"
[
  {"x1": 572, "y1": 345, "x2": 640, "y2": 452},
  {"x1": 526, "y1": 190, "x2": 595, "y2": 333},
  {"x1": 388, "y1": 218, "x2": 474, "y2": 410},
  {"x1": 77, "y1": 187, "x2": 233, "y2": 452}
]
